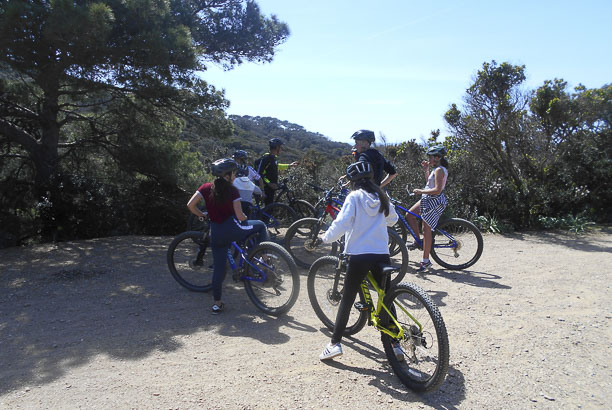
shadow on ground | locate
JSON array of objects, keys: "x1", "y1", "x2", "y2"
[{"x1": 0, "y1": 236, "x2": 314, "y2": 394}]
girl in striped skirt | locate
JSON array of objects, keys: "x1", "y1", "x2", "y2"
[{"x1": 406, "y1": 145, "x2": 449, "y2": 272}]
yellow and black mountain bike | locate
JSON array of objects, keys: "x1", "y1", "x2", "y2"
[{"x1": 308, "y1": 253, "x2": 449, "y2": 392}]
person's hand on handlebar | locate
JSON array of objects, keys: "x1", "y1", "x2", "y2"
[{"x1": 338, "y1": 175, "x2": 350, "y2": 188}]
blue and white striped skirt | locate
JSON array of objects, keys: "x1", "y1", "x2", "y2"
[{"x1": 421, "y1": 193, "x2": 448, "y2": 229}]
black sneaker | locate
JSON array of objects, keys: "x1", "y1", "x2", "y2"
[{"x1": 211, "y1": 303, "x2": 224, "y2": 314}]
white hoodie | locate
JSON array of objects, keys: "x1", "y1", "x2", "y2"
[{"x1": 321, "y1": 189, "x2": 398, "y2": 255}]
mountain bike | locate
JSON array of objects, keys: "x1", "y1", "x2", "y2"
[
  {"x1": 391, "y1": 197, "x2": 484, "y2": 270},
  {"x1": 274, "y1": 177, "x2": 316, "y2": 218},
  {"x1": 308, "y1": 253, "x2": 449, "y2": 392},
  {"x1": 167, "y1": 229, "x2": 299, "y2": 316},
  {"x1": 187, "y1": 199, "x2": 297, "y2": 237},
  {"x1": 307, "y1": 181, "x2": 349, "y2": 218},
  {"x1": 283, "y1": 184, "x2": 409, "y2": 285}
]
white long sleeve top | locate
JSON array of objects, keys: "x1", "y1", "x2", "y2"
[{"x1": 321, "y1": 189, "x2": 398, "y2": 255}]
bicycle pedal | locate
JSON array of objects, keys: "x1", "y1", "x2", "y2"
[{"x1": 353, "y1": 302, "x2": 371, "y2": 312}]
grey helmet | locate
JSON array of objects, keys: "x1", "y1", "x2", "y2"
[
  {"x1": 232, "y1": 150, "x2": 248, "y2": 160},
  {"x1": 351, "y1": 130, "x2": 375, "y2": 143},
  {"x1": 346, "y1": 161, "x2": 373, "y2": 181},
  {"x1": 269, "y1": 138, "x2": 284, "y2": 149},
  {"x1": 426, "y1": 145, "x2": 447, "y2": 157},
  {"x1": 211, "y1": 158, "x2": 238, "y2": 177}
]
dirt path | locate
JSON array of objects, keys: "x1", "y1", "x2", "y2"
[{"x1": 1, "y1": 230, "x2": 611, "y2": 409}]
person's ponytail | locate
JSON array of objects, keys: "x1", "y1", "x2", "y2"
[
  {"x1": 354, "y1": 179, "x2": 390, "y2": 216},
  {"x1": 211, "y1": 176, "x2": 233, "y2": 204}
]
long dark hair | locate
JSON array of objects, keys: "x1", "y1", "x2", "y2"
[
  {"x1": 352, "y1": 178, "x2": 391, "y2": 216},
  {"x1": 211, "y1": 175, "x2": 233, "y2": 204},
  {"x1": 440, "y1": 156, "x2": 449, "y2": 169}
]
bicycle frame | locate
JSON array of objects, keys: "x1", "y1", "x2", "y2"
[
  {"x1": 246, "y1": 201, "x2": 283, "y2": 230},
  {"x1": 226, "y1": 241, "x2": 272, "y2": 283},
  {"x1": 360, "y1": 272, "x2": 424, "y2": 341},
  {"x1": 392, "y1": 200, "x2": 458, "y2": 251}
]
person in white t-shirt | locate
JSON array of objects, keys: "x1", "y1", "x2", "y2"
[
  {"x1": 232, "y1": 150, "x2": 264, "y2": 197},
  {"x1": 406, "y1": 145, "x2": 449, "y2": 272},
  {"x1": 233, "y1": 175, "x2": 262, "y2": 218}
]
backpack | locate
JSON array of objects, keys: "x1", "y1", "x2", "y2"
[{"x1": 254, "y1": 153, "x2": 272, "y2": 177}]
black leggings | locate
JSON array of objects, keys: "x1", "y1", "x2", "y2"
[{"x1": 331, "y1": 253, "x2": 391, "y2": 344}]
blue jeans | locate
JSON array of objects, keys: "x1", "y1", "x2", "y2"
[{"x1": 210, "y1": 217, "x2": 269, "y2": 301}]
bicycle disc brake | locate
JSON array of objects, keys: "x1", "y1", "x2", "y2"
[
  {"x1": 304, "y1": 239, "x2": 319, "y2": 252},
  {"x1": 326, "y1": 289, "x2": 342, "y2": 306}
]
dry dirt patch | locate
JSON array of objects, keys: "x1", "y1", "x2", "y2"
[{"x1": 1, "y1": 231, "x2": 611, "y2": 408}]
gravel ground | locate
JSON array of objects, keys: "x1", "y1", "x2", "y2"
[{"x1": 1, "y1": 229, "x2": 611, "y2": 409}]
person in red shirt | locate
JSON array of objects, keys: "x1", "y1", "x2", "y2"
[{"x1": 187, "y1": 158, "x2": 269, "y2": 314}]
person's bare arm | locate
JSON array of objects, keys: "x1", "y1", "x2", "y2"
[
  {"x1": 187, "y1": 192, "x2": 206, "y2": 217},
  {"x1": 233, "y1": 199, "x2": 247, "y2": 221}
]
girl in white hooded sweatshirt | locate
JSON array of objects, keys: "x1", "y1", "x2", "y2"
[{"x1": 318, "y1": 161, "x2": 399, "y2": 361}]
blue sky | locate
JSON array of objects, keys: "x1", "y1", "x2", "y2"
[{"x1": 200, "y1": 0, "x2": 611, "y2": 145}]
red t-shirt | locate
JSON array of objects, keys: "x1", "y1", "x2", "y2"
[{"x1": 197, "y1": 183, "x2": 240, "y2": 223}]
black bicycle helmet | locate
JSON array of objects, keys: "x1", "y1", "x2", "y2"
[
  {"x1": 351, "y1": 130, "x2": 375, "y2": 143},
  {"x1": 426, "y1": 145, "x2": 447, "y2": 157},
  {"x1": 346, "y1": 161, "x2": 373, "y2": 181},
  {"x1": 269, "y1": 138, "x2": 284, "y2": 149},
  {"x1": 232, "y1": 150, "x2": 248, "y2": 160},
  {"x1": 211, "y1": 158, "x2": 238, "y2": 177}
]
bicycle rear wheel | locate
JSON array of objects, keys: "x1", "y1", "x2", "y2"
[
  {"x1": 243, "y1": 242, "x2": 300, "y2": 316},
  {"x1": 307, "y1": 256, "x2": 368, "y2": 336},
  {"x1": 430, "y1": 218, "x2": 483, "y2": 270},
  {"x1": 380, "y1": 282, "x2": 449, "y2": 392},
  {"x1": 291, "y1": 199, "x2": 316, "y2": 219},
  {"x1": 260, "y1": 202, "x2": 298, "y2": 237},
  {"x1": 284, "y1": 217, "x2": 338, "y2": 269},
  {"x1": 167, "y1": 231, "x2": 213, "y2": 292}
]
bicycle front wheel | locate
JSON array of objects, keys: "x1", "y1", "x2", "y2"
[
  {"x1": 187, "y1": 205, "x2": 209, "y2": 232},
  {"x1": 167, "y1": 231, "x2": 213, "y2": 292},
  {"x1": 381, "y1": 282, "x2": 449, "y2": 393},
  {"x1": 430, "y1": 218, "x2": 483, "y2": 270},
  {"x1": 387, "y1": 228, "x2": 408, "y2": 285},
  {"x1": 284, "y1": 218, "x2": 338, "y2": 269},
  {"x1": 260, "y1": 202, "x2": 298, "y2": 237},
  {"x1": 243, "y1": 242, "x2": 300, "y2": 316},
  {"x1": 307, "y1": 256, "x2": 368, "y2": 336}
]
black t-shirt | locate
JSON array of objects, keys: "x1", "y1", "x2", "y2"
[{"x1": 357, "y1": 148, "x2": 396, "y2": 185}]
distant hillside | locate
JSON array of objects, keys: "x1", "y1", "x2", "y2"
[{"x1": 226, "y1": 115, "x2": 352, "y2": 162}]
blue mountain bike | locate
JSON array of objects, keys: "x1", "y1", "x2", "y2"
[
  {"x1": 390, "y1": 197, "x2": 483, "y2": 270},
  {"x1": 167, "y1": 230, "x2": 299, "y2": 316}
]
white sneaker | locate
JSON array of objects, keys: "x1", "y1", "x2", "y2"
[
  {"x1": 392, "y1": 342, "x2": 405, "y2": 361},
  {"x1": 319, "y1": 343, "x2": 343, "y2": 361}
]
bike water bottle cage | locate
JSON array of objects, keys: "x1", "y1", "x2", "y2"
[{"x1": 346, "y1": 161, "x2": 373, "y2": 181}]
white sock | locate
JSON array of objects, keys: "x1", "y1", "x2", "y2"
[{"x1": 422, "y1": 258, "x2": 430, "y2": 263}]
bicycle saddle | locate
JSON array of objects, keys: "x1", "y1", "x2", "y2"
[{"x1": 377, "y1": 263, "x2": 399, "y2": 276}]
